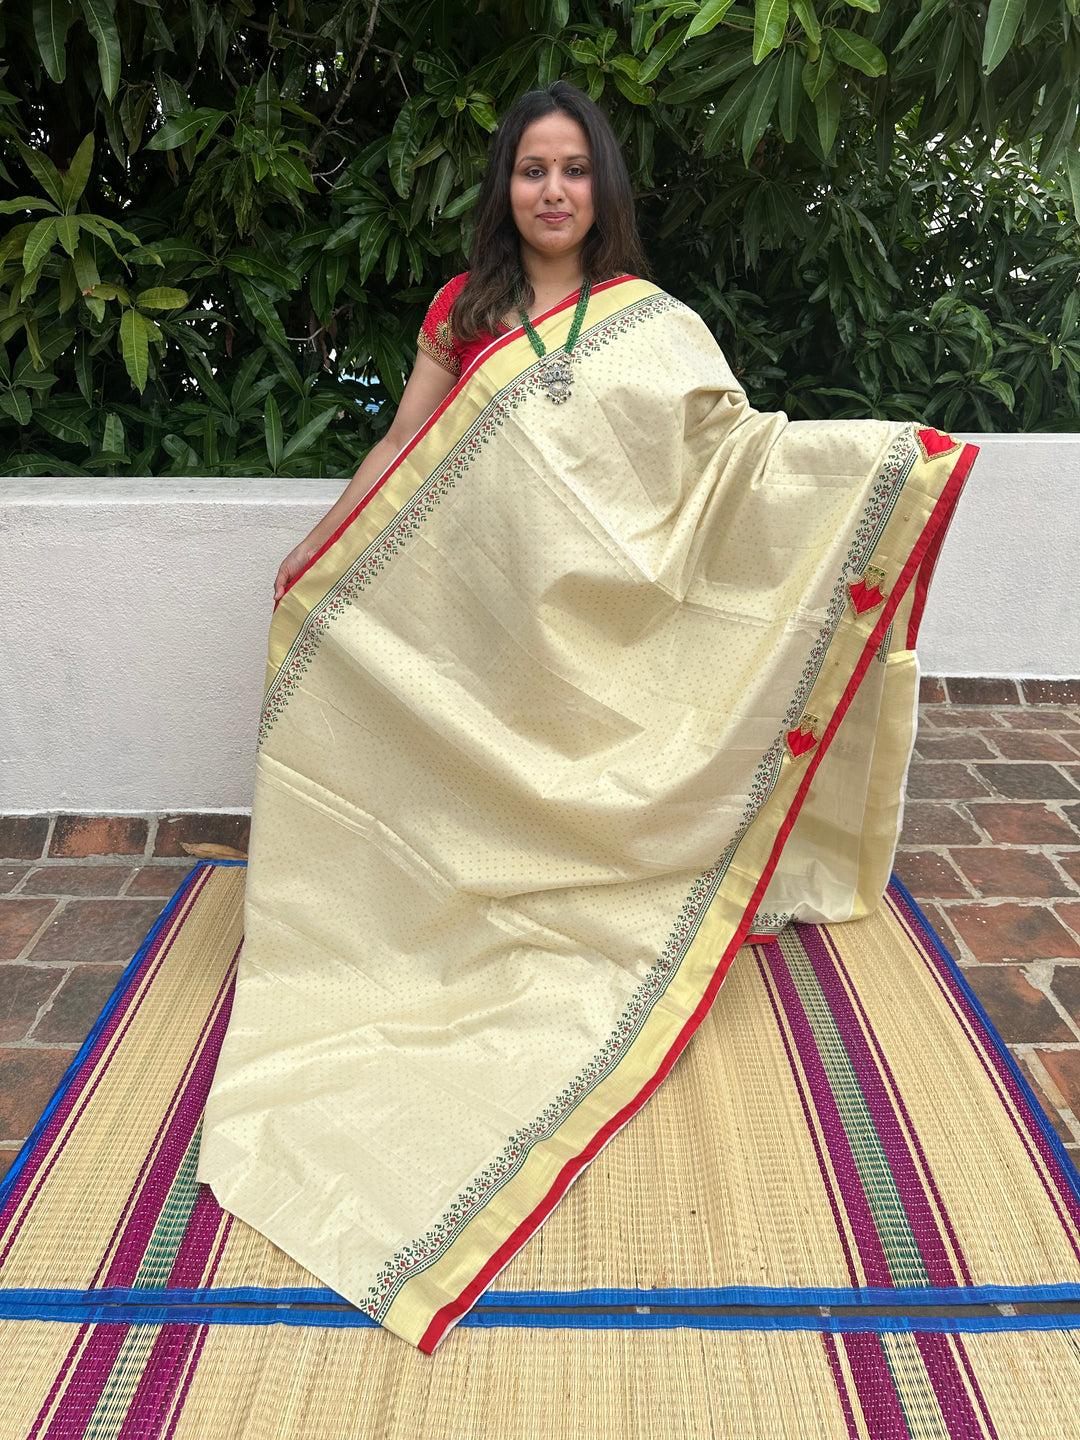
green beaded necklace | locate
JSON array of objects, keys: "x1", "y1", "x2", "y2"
[{"x1": 515, "y1": 277, "x2": 592, "y2": 404}]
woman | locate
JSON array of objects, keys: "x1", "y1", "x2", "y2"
[
  {"x1": 271, "y1": 83, "x2": 645, "y2": 601},
  {"x1": 198, "y1": 82, "x2": 976, "y2": 1353}
]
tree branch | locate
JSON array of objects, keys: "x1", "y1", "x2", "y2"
[{"x1": 311, "y1": 0, "x2": 382, "y2": 162}]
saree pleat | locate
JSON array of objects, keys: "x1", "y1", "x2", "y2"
[{"x1": 197, "y1": 276, "x2": 976, "y2": 1349}]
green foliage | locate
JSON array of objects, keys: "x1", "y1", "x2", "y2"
[{"x1": 1, "y1": 0, "x2": 1078, "y2": 478}]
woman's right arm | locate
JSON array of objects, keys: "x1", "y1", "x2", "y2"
[{"x1": 273, "y1": 350, "x2": 458, "y2": 600}]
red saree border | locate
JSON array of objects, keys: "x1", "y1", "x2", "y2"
[
  {"x1": 905, "y1": 433, "x2": 976, "y2": 647},
  {"x1": 418, "y1": 440, "x2": 978, "y2": 1352},
  {"x1": 275, "y1": 274, "x2": 639, "y2": 613}
]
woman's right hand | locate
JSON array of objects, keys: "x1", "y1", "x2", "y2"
[
  {"x1": 274, "y1": 539, "x2": 322, "y2": 602},
  {"x1": 270, "y1": 349, "x2": 456, "y2": 604}
]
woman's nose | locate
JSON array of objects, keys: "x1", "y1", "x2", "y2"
[{"x1": 543, "y1": 170, "x2": 566, "y2": 202}]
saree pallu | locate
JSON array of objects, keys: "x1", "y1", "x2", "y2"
[{"x1": 197, "y1": 275, "x2": 977, "y2": 1352}]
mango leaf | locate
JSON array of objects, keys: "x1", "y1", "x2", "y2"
[
  {"x1": 741, "y1": 53, "x2": 784, "y2": 163},
  {"x1": 428, "y1": 153, "x2": 455, "y2": 218},
  {"x1": 78, "y1": 0, "x2": 122, "y2": 103},
  {"x1": 33, "y1": 0, "x2": 74, "y2": 84},
  {"x1": 613, "y1": 70, "x2": 654, "y2": 105},
  {"x1": 778, "y1": 45, "x2": 804, "y2": 142},
  {"x1": 133, "y1": 239, "x2": 208, "y2": 264},
  {"x1": 102, "y1": 411, "x2": 125, "y2": 454},
  {"x1": 62, "y1": 134, "x2": 94, "y2": 210},
  {"x1": 1065, "y1": 146, "x2": 1080, "y2": 225},
  {"x1": 23, "y1": 217, "x2": 59, "y2": 274},
  {"x1": 814, "y1": 75, "x2": 842, "y2": 156},
  {"x1": 238, "y1": 279, "x2": 288, "y2": 346},
  {"x1": 54, "y1": 214, "x2": 81, "y2": 257},
  {"x1": 894, "y1": 0, "x2": 949, "y2": 51},
  {"x1": 201, "y1": 413, "x2": 218, "y2": 469},
  {"x1": 536, "y1": 35, "x2": 563, "y2": 87},
  {"x1": 36, "y1": 408, "x2": 91, "y2": 446},
  {"x1": 686, "y1": 0, "x2": 738, "y2": 38},
  {"x1": 388, "y1": 95, "x2": 427, "y2": 199},
  {"x1": 282, "y1": 404, "x2": 338, "y2": 460},
  {"x1": 86, "y1": 282, "x2": 129, "y2": 303},
  {"x1": 0, "y1": 196, "x2": 58, "y2": 215},
  {"x1": 16, "y1": 141, "x2": 66, "y2": 208},
  {"x1": 802, "y1": 46, "x2": 837, "y2": 99},
  {"x1": 223, "y1": 254, "x2": 298, "y2": 289},
  {"x1": 74, "y1": 338, "x2": 92, "y2": 403},
  {"x1": 119, "y1": 306, "x2": 150, "y2": 391},
  {"x1": 58, "y1": 259, "x2": 77, "y2": 312},
  {"x1": 13, "y1": 348, "x2": 60, "y2": 387},
  {"x1": 145, "y1": 109, "x2": 227, "y2": 152},
  {"x1": 135, "y1": 286, "x2": 189, "y2": 310},
  {"x1": 982, "y1": 0, "x2": 1026, "y2": 74},
  {"x1": 827, "y1": 28, "x2": 887, "y2": 77},
  {"x1": 702, "y1": 65, "x2": 762, "y2": 154},
  {"x1": 162, "y1": 433, "x2": 200, "y2": 469},
  {"x1": 439, "y1": 182, "x2": 481, "y2": 219},
  {"x1": 639, "y1": 23, "x2": 690, "y2": 83},
  {"x1": 71, "y1": 242, "x2": 100, "y2": 292},
  {"x1": 0, "y1": 389, "x2": 32, "y2": 425},
  {"x1": 76, "y1": 213, "x2": 139, "y2": 246},
  {"x1": 791, "y1": 0, "x2": 820, "y2": 42},
  {"x1": 272, "y1": 152, "x2": 318, "y2": 194},
  {"x1": 753, "y1": 0, "x2": 789, "y2": 63},
  {"x1": 468, "y1": 98, "x2": 499, "y2": 131},
  {"x1": 263, "y1": 390, "x2": 283, "y2": 469}
]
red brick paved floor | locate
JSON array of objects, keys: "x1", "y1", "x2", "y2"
[{"x1": 1, "y1": 689, "x2": 1079, "y2": 1186}]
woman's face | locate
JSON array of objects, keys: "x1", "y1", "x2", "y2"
[{"x1": 510, "y1": 112, "x2": 595, "y2": 269}]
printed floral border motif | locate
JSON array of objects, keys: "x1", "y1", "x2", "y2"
[
  {"x1": 257, "y1": 291, "x2": 680, "y2": 750},
  {"x1": 365, "y1": 425, "x2": 921, "y2": 1321},
  {"x1": 748, "y1": 910, "x2": 793, "y2": 938}
]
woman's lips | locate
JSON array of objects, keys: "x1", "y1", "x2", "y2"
[{"x1": 538, "y1": 212, "x2": 570, "y2": 223}]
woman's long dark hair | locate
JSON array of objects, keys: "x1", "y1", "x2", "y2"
[{"x1": 451, "y1": 81, "x2": 650, "y2": 342}]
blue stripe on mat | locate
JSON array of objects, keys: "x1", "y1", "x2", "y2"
[
  {"x1": 0, "y1": 1297, "x2": 1076, "y2": 1335},
  {"x1": 3, "y1": 1281, "x2": 1080, "y2": 1315},
  {"x1": 0, "y1": 862, "x2": 243, "y2": 1211}
]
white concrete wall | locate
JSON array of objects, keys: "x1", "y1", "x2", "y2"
[{"x1": 2, "y1": 433, "x2": 1077, "y2": 814}]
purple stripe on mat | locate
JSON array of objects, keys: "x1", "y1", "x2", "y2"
[
  {"x1": 886, "y1": 888, "x2": 1080, "y2": 1254},
  {"x1": 165, "y1": 1324, "x2": 210, "y2": 1440},
  {"x1": 0, "y1": 869, "x2": 213, "y2": 1270},
  {"x1": 840, "y1": 1331, "x2": 911, "y2": 1439},
  {"x1": 116, "y1": 1322, "x2": 202, "y2": 1440},
  {"x1": 914, "y1": 1332, "x2": 999, "y2": 1440},
  {"x1": 759, "y1": 946, "x2": 894, "y2": 1286},
  {"x1": 34, "y1": 1320, "x2": 131, "y2": 1440},
  {"x1": 26, "y1": 1320, "x2": 90, "y2": 1440},
  {"x1": 167, "y1": 1185, "x2": 231, "y2": 1290},
  {"x1": 170, "y1": 1183, "x2": 235, "y2": 1304},
  {"x1": 820, "y1": 1332, "x2": 862, "y2": 1440},
  {"x1": 101, "y1": 954, "x2": 238, "y2": 1288},
  {"x1": 819, "y1": 919, "x2": 974, "y2": 1289},
  {"x1": 800, "y1": 923, "x2": 959, "y2": 1286},
  {"x1": 755, "y1": 950, "x2": 862, "y2": 1289}
]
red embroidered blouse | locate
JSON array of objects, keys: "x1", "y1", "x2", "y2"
[{"x1": 416, "y1": 272, "x2": 508, "y2": 380}]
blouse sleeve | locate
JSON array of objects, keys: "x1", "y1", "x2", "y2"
[{"x1": 417, "y1": 274, "x2": 467, "y2": 378}]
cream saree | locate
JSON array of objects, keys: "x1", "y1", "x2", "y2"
[{"x1": 197, "y1": 275, "x2": 976, "y2": 1351}]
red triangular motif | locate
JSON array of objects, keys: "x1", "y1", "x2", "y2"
[
  {"x1": 916, "y1": 427, "x2": 960, "y2": 462},
  {"x1": 786, "y1": 726, "x2": 818, "y2": 759},
  {"x1": 848, "y1": 577, "x2": 886, "y2": 614}
]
